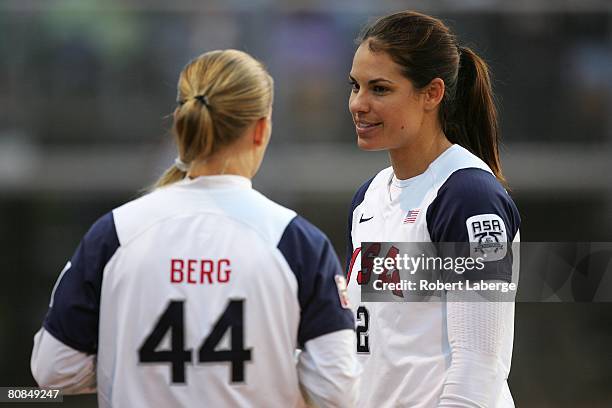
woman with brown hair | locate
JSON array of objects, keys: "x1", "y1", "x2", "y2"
[{"x1": 345, "y1": 11, "x2": 520, "y2": 407}]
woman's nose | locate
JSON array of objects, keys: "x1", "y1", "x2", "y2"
[{"x1": 349, "y1": 91, "x2": 369, "y2": 115}]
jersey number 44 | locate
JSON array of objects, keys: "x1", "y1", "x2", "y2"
[{"x1": 138, "y1": 299, "x2": 252, "y2": 384}]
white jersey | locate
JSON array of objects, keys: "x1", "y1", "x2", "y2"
[
  {"x1": 346, "y1": 145, "x2": 521, "y2": 407},
  {"x1": 35, "y1": 175, "x2": 355, "y2": 407}
]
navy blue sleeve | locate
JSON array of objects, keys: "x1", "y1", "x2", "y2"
[
  {"x1": 345, "y1": 177, "x2": 375, "y2": 275},
  {"x1": 278, "y1": 216, "x2": 354, "y2": 348},
  {"x1": 426, "y1": 168, "x2": 520, "y2": 282},
  {"x1": 43, "y1": 212, "x2": 120, "y2": 353}
]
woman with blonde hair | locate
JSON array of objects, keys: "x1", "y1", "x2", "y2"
[{"x1": 32, "y1": 49, "x2": 359, "y2": 408}]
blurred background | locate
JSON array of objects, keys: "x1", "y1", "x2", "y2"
[{"x1": 1, "y1": 0, "x2": 612, "y2": 406}]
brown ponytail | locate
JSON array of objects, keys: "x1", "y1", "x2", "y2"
[
  {"x1": 446, "y1": 46, "x2": 505, "y2": 186},
  {"x1": 358, "y1": 11, "x2": 507, "y2": 187}
]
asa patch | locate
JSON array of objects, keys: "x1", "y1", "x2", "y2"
[
  {"x1": 335, "y1": 275, "x2": 351, "y2": 309},
  {"x1": 466, "y1": 214, "x2": 507, "y2": 262}
]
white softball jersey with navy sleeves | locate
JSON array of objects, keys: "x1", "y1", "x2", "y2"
[
  {"x1": 346, "y1": 145, "x2": 521, "y2": 408},
  {"x1": 32, "y1": 175, "x2": 355, "y2": 408}
]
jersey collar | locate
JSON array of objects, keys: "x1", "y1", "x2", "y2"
[{"x1": 177, "y1": 174, "x2": 253, "y2": 190}]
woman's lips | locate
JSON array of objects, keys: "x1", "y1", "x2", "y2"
[{"x1": 355, "y1": 121, "x2": 382, "y2": 135}]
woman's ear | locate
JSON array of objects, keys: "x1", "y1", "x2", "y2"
[
  {"x1": 252, "y1": 117, "x2": 269, "y2": 146},
  {"x1": 423, "y1": 78, "x2": 445, "y2": 111}
]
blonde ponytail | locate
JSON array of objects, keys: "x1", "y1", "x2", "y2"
[
  {"x1": 154, "y1": 49, "x2": 273, "y2": 189},
  {"x1": 155, "y1": 166, "x2": 187, "y2": 188}
]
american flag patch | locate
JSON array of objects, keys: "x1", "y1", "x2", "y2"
[{"x1": 403, "y1": 209, "x2": 420, "y2": 224}]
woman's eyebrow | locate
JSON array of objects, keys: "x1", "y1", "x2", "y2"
[
  {"x1": 368, "y1": 78, "x2": 393, "y2": 85},
  {"x1": 348, "y1": 74, "x2": 393, "y2": 85}
]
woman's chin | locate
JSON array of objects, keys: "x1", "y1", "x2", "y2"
[{"x1": 357, "y1": 136, "x2": 386, "y2": 151}]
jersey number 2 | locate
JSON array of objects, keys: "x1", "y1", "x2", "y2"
[
  {"x1": 138, "y1": 299, "x2": 252, "y2": 384},
  {"x1": 356, "y1": 305, "x2": 370, "y2": 353}
]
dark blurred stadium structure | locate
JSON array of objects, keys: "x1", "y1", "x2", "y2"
[{"x1": 1, "y1": 0, "x2": 611, "y2": 406}]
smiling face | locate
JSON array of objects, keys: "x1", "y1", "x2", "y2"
[{"x1": 349, "y1": 41, "x2": 428, "y2": 151}]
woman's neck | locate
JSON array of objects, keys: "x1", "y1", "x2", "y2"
[
  {"x1": 187, "y1": 149, "x2": 254, "y2": 180},
  {"x1": 388, "y1": 128, "x2": 452, "y2": 180}
]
